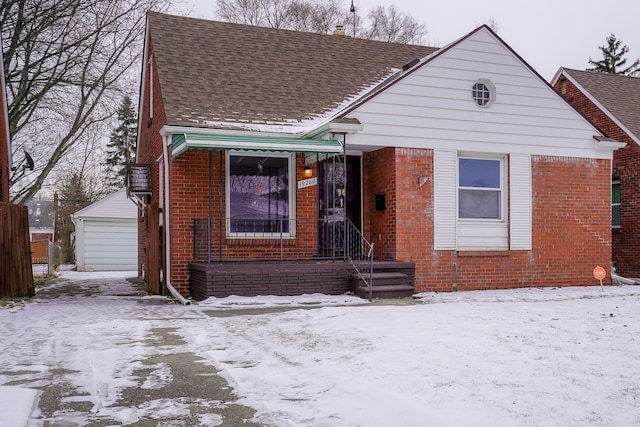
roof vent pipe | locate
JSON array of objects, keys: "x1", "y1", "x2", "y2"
[{"x1": 402, "y1": 58, "x2": 420, "y2": 71}]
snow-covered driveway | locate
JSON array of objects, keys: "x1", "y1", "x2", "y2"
[{"x1": 2, "y1": 270, "x2": 640, "y2": 426}]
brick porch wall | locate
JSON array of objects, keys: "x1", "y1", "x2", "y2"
[
  {"x1": 554, "y1": 77, "x2": 640, "y2": 277},
  {"x1": 366, "y1": 149, "x2": 612, "y2": 292},
  {"x1": 363, "y1": 148, "x2": 397, "y2": 260},
  {"x1": 167, "y1": 150, "x2": 318, "y2": 293}
]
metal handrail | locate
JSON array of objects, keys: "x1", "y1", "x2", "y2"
[
  {"x1": 344, "y1": 218, "x2": 375, "y2": 300},
  {"x1": 192, "y1": 216, "x2": 351, "y2": 262},
  {"x1": 192, "y1": 217, "x2": 374, "y2": 297}
]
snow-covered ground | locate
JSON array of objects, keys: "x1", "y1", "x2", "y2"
[{"x1": 2, "y1": 270, "x2": 640, "y2": 426}]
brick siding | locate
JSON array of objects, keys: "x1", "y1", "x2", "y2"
[
  {"x1": 364, "y1": 148, "x2": 611, "y2": 292},
  {"x1": 137, "y1": 36, "x2": 166, "y2": 285},
  {"x1": 554, "y1": 77, "x2": 640, "y2": 277}
]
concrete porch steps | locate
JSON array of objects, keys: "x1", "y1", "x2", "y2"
[{"x1": 352, "y1": 271, "x2": 414, "y2": 299}]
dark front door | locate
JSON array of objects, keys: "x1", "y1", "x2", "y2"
[{"x1": 317, "y1": 155, "x2": 361, "y2": 257}]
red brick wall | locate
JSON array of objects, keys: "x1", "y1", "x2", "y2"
[
  {"x1": 363, "y1": 148, "x2": 397, "y2": 260},
  {"x1": 364, "y1": 148, "x2": 612, "y2": 292},
  {"x1": 137, "y1": 36, "x2": 166, "y2": 283},
  {"x1": 554, "y1": 76, "x2": 640, "y2": 277}
]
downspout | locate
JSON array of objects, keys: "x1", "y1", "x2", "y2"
[{"x1": 162, "y1": 133, "x2": 190, "y2": 305}]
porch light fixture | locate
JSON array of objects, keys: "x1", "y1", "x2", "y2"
[{"x1": 304, "y1": 164, "x2": 313, "y2": 178}]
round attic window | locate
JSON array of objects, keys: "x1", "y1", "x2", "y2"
[{"x1": 472, "y1": 79, "x2": 495, "y2": 107}]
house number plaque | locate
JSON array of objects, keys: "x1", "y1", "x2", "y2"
[{"x1": 297, "y1": 177, "x2": 318, "y2": 189}]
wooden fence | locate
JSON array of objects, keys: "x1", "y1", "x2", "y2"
[
  {"x1": 31, "y1": 239, "x2": 61, "y2": 276},
  {"x1": 0, "y1": 202, "x2": 34, "y2": 298},
  {"x1": 31, "y1": 240, "x2": 49, "y2": 264}
]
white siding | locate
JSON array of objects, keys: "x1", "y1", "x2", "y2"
[
  {"x1": 509, "y1": 153, "x2": 532, "y2": 250},
  {"x1": 73, "y1": 189, "x2": 137, "y2": 220},
  {"x1": 72, "y1": 189, "x2": 138, "y2": 271},
  {"x1": 433, "y1": 150, "x2": 457, "y2": 250},
  {"x1": 82, "y1": 220, "x2": 137, "y2": 271},
  {"x1": 347, "y1": 28, "x2": 607, "y2": 160},
  {"x1": 458, "y1": 221, "x2": 508, "y2": 250}
]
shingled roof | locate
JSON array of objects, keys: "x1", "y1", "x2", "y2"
[
  {"x1": 562, "y1": 68, "x2": 640, "y2": 143},
  {"x1": 146, "y1": 12, "x2": 437, "y2": 133}
]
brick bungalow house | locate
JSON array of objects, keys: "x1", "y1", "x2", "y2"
[
  {"x1": 134, "y1": 12, "x2": 623, "y2": 301},
  {"x1": 552, "y1": 69, "x2": 639, "y2": 279}
]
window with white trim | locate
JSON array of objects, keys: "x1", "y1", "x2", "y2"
[
  {"x1": 458, "y1": 157, "x2": 503, "y2": 220},
  {"x1": 612, "y1": 180, "x2": 620, "y2": 228},
  {"x1": 227, "y1": 152, "x2": 294, "y2": 237},
  {"x1": 434, "y1": 150, "x2": 529, "y2": 252}
]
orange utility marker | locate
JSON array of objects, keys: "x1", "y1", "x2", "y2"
[{"x1": 593, "y1": 266, "x2": 606, "y2": 291}]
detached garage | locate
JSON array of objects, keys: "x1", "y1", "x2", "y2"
[{"x1": 72, "y1": 189, "x2": 138, "y2": 271}]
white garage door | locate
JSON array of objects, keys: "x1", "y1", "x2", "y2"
[{"x1": 84, "y1": 220, "x2": 137, "y2": 271}]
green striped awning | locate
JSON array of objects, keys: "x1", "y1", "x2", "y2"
[{"x1": 171, "y1": 133, "x2": 342, "y2": 158}]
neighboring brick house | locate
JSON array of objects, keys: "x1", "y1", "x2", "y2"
[
  {"x1": 552, "y1": 69, "x2": 639, "y2": 279},
  {"x1": 135, "y1": 12, "x2": 623, "y2": 300}
]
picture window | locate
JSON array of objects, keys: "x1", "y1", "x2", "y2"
[{"x1": 227, "y1": 152, "x2": 294, "y2": 237}]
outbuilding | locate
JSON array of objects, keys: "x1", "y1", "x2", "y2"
[{"x1": 72, "y1": 189, "x2": 138, "y2": 271}]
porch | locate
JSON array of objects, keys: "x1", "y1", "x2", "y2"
[
  {"x1": 188, "y1": 217, "x2": 416, "y2": 300},
  {"x1": 189, "y1": 260, "x2": 416, "y2": 301}
]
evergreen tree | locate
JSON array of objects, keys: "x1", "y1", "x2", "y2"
[
  {"x1": 588, "y1": 33, "x2": 640, "y2": 75},
  {"x1": 105, "y1": 96, "x2": 137, "y2": 190},
  {"x1": 57, "y1": 173, "x2": 93, "y2": 263}
]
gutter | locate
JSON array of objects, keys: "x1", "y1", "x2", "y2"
[
  {"x1": 161, "y1": 132, "x2": 191, "y2": 305},
  {"x1": 612, "y1": 273, "x2": 639, "y2": 285}
]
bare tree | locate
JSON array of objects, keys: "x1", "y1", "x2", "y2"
[
  {"x1": 365, "y1": 4, "x2": 426, "y2": 44},
  {"x1": 218, "y1": 0, "x2": 266, "y2": 26},
  {"x1": 1, "y1": 0, "x2": 171, "y2": 204},
  {"x1": 216, "y1": 0, "x2": 427, "y2": 44}
]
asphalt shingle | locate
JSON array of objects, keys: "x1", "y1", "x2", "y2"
[
  {"x1": 563, "y1": 68, "x2": 640, "y2": 141},
  {"x1": 147, "y1": 12, "x2": 437, "y2": 132}
]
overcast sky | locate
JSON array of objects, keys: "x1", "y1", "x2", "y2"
[{"x1": 179, "y1": 0, "x2": 640, "y2": 82}]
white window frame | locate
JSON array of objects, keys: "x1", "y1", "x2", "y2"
[
  {"x1": 225, "y1": 151, "x2": 296, "y2": 239},
  {"x1": 434, "y1": 150, "x2": 530, "y2": 251},
  {"x1": 457, "y1": 155, "x2": 506, "y2": 222}
]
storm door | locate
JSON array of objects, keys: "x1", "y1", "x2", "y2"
[{"x1": 317, "y1": 155, "x2": 361, "y2": 257}]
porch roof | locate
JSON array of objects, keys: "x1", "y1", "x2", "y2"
[{"x1": 171, "y1": 133, "x2": 343, "y2": 158}]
